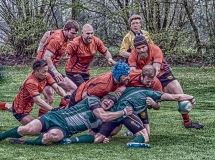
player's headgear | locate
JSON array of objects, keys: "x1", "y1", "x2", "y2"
[
  {"x1": 134, "y1": 35, "x2": 148, "y2": 47},
  {"x1": 102, "y1": 92, "x2": 118, "y2": 104},
  {"x1": 112, "y1": 62, "x2": 130, "y2": 82}
]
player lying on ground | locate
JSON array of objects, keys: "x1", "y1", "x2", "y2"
[
  {"x1": 0, "y1": 92, "x2": 132, "y2": 145},
  {"x1": 53, "y1": 87, "x2": 196, "y2": 148}
]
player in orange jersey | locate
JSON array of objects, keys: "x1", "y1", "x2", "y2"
[
  {"x1": 36, "y1": 20, "x2": 79, "y2": 116},
  {"x1": 128, "y1": 35, "x2": 204, "y2": 129},
  {"x1": 65, "y1": 24, "x2": 116, "y2": 87},
  {"x1": 68, "y1": 62, "x2": 130, "y2": 107},
  {"x1": 0, "y1": 60, "x2": 68, "y2": 125}
]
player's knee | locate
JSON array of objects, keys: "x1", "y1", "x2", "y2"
[
  {"x1": 48, "y1": 129, "x2": 64, "y2": 142},
  {"x1": 110, "y1": 125, "x2": 122, "y2": 137},
  {"x1": 18, "y1": 126, "x2": 32, "y2": 135}
]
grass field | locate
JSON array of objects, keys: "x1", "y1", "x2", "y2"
[{"x1": 0, "y1": 66, "x2": 215, "y2": 160}]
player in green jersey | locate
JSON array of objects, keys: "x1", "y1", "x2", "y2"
[{"x1": 0, "y1": 94, "x2": 132, "y2": 145}]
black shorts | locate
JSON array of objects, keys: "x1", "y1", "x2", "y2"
[
  {"x1": 48, "y1": 70, "x2": 65, "y2": 82},
  {"x1": 122, "y1": 114, "x2": 144, "y2": 135},
  {"x1": 158, "y1": 70, "x2": 176, "y2": 87},
  {"x1": 12, "y1": 104, "x2": 29, "y2": 121},
  {"x1": 96, "y1": 122, "x2": 121, "y2": 137},
  {"x1": 137, "y1": 110, "x2": 149, "y2": 124},
  {"x1": 39, "y1": 118, "x2": 66, "y2": 137},
  {"x1": 68, "y1": 89, "x2": 78, "y2": 107},
  {"x1": 66, "y1": 72, "x2": 90, "y2": 87},
  {"x1": 97, "y1": 113, "x2": 144, "y2": 137}
]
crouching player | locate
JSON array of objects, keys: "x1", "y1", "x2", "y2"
[{"x1": 0, "y1": 94, "x2": 132, "y2": 145}]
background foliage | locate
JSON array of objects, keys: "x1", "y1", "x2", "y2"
[{"x1": 0, "y1": 0, "x2": 215, "y2": 65}]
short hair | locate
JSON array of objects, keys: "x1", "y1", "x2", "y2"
[
  {"x1": 142, "y1": 65, "x2": 156, "y2": 78},
  {"x1": 128, "y1": 14, "x2": 142, "y2": 26},
  {"x1": 32, "y1": 59, "x2": 48, "y2": 71},
  {"x1": 63, "y1": 20, "x2": 79, "y2": 32}
]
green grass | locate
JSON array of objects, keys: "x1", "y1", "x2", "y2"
[{"x1": 0, "y1": 66, "x2": 215, "y2": 160}]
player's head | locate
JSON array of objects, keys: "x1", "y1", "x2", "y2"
[
  {"x1": 63, "y1": 20, "x2": 79, "y2": 40},
  {"x1": 101, "y1": 92, "x2": 118, "y2": 110},
  {"x1": 141, "y1": 65, "x2": 156, "y2": 87},
  {"x1": 82, "y1": 24, "x2": 94, "y2": 44},
  {"x1": 112, "y1": 62, "x2": 130, "y2": 85},
  {"x1": 33, "y1": 59, "x2": 48, "y2": 81},
  {"x1": 128, "y1": 14, "x2": 142, "y2": 33},
  {"x1": 134, "y1": 35, "x2": 149, "y2": 60}
]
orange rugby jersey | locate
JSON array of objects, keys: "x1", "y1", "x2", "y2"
[
  {"x1": 13, "y1": 72, "x2": 56, "y2": 114},
  {"x1": 128, "y1": 44, "x2": 170, "y2": 78},
  {"x1": 36, "y1": 30, "x2": 67, "y2": 68},
  {"x1": 65, "y1": 36, "x2": 107, "y2": 74},
  {"x1": 75, "y1": 72, "x2": 120, "y2": 102},
  {"x1": 127, "y1": 70, "x2": 163, "y2": 91}
]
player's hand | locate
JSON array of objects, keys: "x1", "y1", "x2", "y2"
[
  {"x1": 103, "y1": 137, "x2": 110, "y2": 143},
  {"x1": 54, "y1": 73, "x2": 64, "y2": 82},
  {"x1": 146, "y1": 97, "x2": 156, "y2": 106},
  {"x1": 108, "y1": 58, "x2": 116, "y2": 66},
  {"x1": 123, "y1": 107, "x2": 133, "y2": 116}
]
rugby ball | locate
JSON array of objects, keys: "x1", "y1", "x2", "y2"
[{"x1": 177, "y1": 101, "x2": 193, "y2": 114}]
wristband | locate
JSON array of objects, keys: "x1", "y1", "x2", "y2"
[{"x1": 122, "y1": 108, "x2": 127, "y2": 115}]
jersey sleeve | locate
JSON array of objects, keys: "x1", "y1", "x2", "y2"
[
  {"x1": 25, "y1": 80, "x2": 40, "y2": 97},
  {"x1": 87, "y1": 96, "x2": 102, "y2": 111},
  {"x1": 66, "y1": 41, "x2": 77, "y2": 57},
  {"x1": 96, "y1": 38, "x2": 107, "y2": 54},
  {"x1": 152, "y1": 45, "x2": 163, "y2": 64},
  {"x1": 46, "y1": 39, "x2": 61, "y2": 54},
  {"x1": 119, "y1": 34, "x2": 130, "y2": 54},
  {"x1": 151, "y1": 90, "x2": 164, "y2": 102},
  {"x1": 128, "y1": 49, "x2": 138, "y2": 67},
  {"x1": 46, "y1": 73, "x2": 56, "y2": 86}
]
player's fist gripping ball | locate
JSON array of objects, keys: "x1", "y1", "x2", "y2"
[{"x1": 178, "y1": 101, "x2": 193, "y2": 114}]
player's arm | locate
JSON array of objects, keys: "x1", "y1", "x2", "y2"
[
  {"x1": 104, "y1": 50, "x2": 116, "y2": 65},
  {"x1": 152, "y1": 63, "x2": 161, "y2": 77},
  {"x1": 161, "y1": 93, "x2": 195, "y2": 103},
  {"x1": 51, "y1": 83, "x2": 67, "y2": 97},
  {"x1": 44, "y1": 50, "x2": 64, "y2": 82},
  {"x1": 33, "y1": 95, "x2": 54, "y2": 111},
  {"x1": 37, "y1": 31, "x2": 51, "y2": 53},
  {"x1": 146, "y1": 97, "x2": 161, "y2": 110},
  {"x1": 93, "y1": 107, "x2": 133, "y2": 122}
]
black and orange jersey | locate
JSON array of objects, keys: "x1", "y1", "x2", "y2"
[
  {"x1": 13, "y1": 72, "x2": 56, "y2": 114},
  {"x1": 128, "y1": 44, "x2": 170, "y2": 78},
  {"x1": 127, "y1": 70, "x2": 163, "y2": 92},
  {"x1": 65, "y1": 36, "x2": 107, "y2": 74},
  {"x1": 36, "y1": 30, "x2": 67, "y2": 68},
  {"x1": 75, "y1": 72, "x2": 121, "y2": 102}
]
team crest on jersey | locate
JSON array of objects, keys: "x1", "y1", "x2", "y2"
[
  {"x1": 140, "y1": 112, "x2": 146, "y2": 118},
  {"x1": 167, "y1": 75, "x2": 173, "y2": 80}
]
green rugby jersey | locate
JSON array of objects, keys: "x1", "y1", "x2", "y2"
[
  {"x1": 110, "y1": 87, "x2": 164, "y2": 122},
  {"x1": 41, "y1": 96, "x2": 102, "y2": 137}
]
